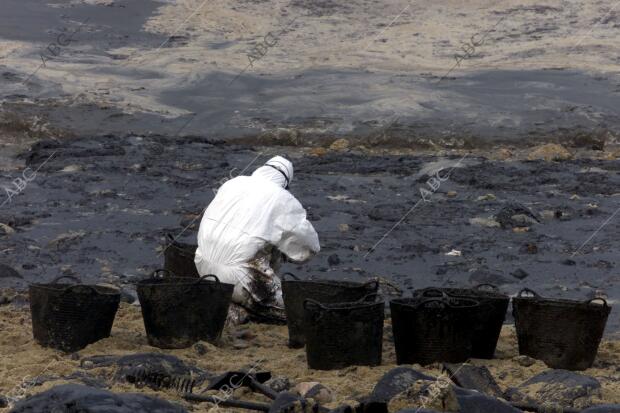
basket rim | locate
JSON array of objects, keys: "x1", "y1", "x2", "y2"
[
  {"x1": 304, "y1": 298, "x2": 385, "y2": 311},
  {"x1": 413, "y1": 287, "x2": 509, "y2": 300},
  {"x1": 390, "y1": 296, "x2": 481, "y2": 309},
  {"x1": 513, "y1": 295, "x2": 611, "y2": 310},
  {"x1": 29, "y1": 283, "x2": 121, "y2": 296}
]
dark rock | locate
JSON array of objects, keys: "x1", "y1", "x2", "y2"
[
  {"x1": 507, "y1": 369, "x2": 602, "y2": 408},
  {"x1": 443, "y1": 363, "x2": 504, "y2": 398},
  {"x1": 371, "y1": 367, "x2": 435, "y2": 403},
  {"x1": 394, "y1": 388, "x2": 520, "y2": 413},
  {"x1": 568, "y1": 131, "x2": 607, "y2": 151},
  {"x1": 328, "y1": 254, "x2": 341, "y2": 266},
  {"x1": 0, "y1": 395, "x2": 7, "y2": 408},
  {"x1": 562, "y1": 259, "x2": 577, "y2": 266},
  {"x1": 0, "y1": 264, "x2": 22, "y2": 279},
  {"x1": 468, "y1": 269, "x2": 515, "y2": 286},
  {"x1": 9, "y1": 383, "x2": 187, "y2": 412},
  {"x1": 583, "y1": 405, "x2": 620, "y2": 413},
  {"x1": 511, "y1": 268, "x2": 529, "y2": 280},
  {"x1": 495, "y1": 204, "x2": 540, "y2": 229},
  {"x1": 454, "y1": 389, "x2": 521, "y2": 413}
]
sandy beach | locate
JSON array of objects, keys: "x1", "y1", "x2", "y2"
[{"x1": 1, "y1": 302, "x2": 619, "y2": 412}]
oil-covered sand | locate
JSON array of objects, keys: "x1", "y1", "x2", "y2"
[{"x1": 0, "y1": 302, "x2": 619, "y2": 412}]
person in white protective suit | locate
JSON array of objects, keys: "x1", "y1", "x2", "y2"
[{"x1": 194, "y1": 156, "x2": 320, "y2": 323}]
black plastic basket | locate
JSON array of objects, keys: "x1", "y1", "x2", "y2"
[
  {"x1": 29, "y1": 275, "x2": 120, "y2": 352},
  {"x1": 513, "y1": 288, "x2": 611, "y2": 370},
  {"x1": 163, "y1": 234, "x2": 199, "y2": 278},
  {"x1": 413, "y1": 285, "x2": 509, "y2": 359},
  {"x1": 282, "y1": 273, "x2": 379, "y2": 348},
  {"x1": 303, "y1": 294, "x2": 384, "y2": 370},
  {"x1": 391, "y1": 290, "x2": 481, "y2": 365},
  {"x1": 137, "y1": 271, "x2": 233, "y2": 348}
]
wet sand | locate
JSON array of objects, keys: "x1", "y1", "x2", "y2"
[{"x1": 0, "y1": 302, "x2": 619, "y2": 412}]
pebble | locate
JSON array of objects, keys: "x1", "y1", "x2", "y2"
[
  {"x1": 232, "y1": 339, "x2": 250, "y2": 349},
  {"x1": 446, "y1": 191, "x2": 458, "y2": 198},
  {"x1": 512, "y1": 226, "x2": 530, "y2": 233},
  {"x1": 514, "y1": 355, "x2": 537, "y2": 367},
  {"x1": 295, "y1": 382, "x2": 333, "y2": 404},
  {"x1": 469, "y1": 217, "x2": 501, "y2": 228},
  {"x1": 338, "y1": 223, "x2": 350, "y2": 232},
  {"x1": 60, "y1": 165, "x2": 82, "y2": 173}
]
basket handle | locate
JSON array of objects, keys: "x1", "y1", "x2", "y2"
[
  {"x1": 416, "y1": 288, "x2": 449, "y2": 299},
  {"x1": 474, "y1": 283, "x2": 499, "y2": 292},
  {"x1": 303, "y1": 298, "x2": 328, "y2": 312},
  {"x1": 196, "y1": 274, "x2": 220, "y2": 284},
  {"x1": 361, "y1": 279, "x2": 380, "y2": 292},
  {"x1": 586, "y1": 297, "x2": 609, "y2": 307},
  {"x1": 281, "y1": 272, "x2": 300, "y2": 281},
  {"x1": 151, "y1": 269, "x2": 176, "y2": 279},
  {"x1": 517, "y1": 288, "x2": 540, "y2": 298},
  {"x1": 414, "y1": 297, "x2": 449, "y2": 309},
  {"x1": 51, "y1": 275, "x2": 82, "y2": 285},
  {"x1": 64, "y1": 284, "x2": 99, "y2": 295},
  {"x1": 356, "y1": 292, "x2": 381, "y2": 304}
]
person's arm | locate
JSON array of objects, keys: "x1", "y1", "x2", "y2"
[
  {"x1": 277, "y1": 218, "x2": 320, "y2": 263},
  {"x1": 271, "y1": 194, "x2": 320, "y2": 263}
]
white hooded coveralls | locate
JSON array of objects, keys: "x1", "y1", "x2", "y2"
[{"x1": 195, "y1": 156, "x2": 320, "y2": 316}]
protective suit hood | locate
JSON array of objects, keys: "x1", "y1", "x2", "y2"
[{"x1": 251, "y1": 156, "x2": 294, "y2": 189}]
